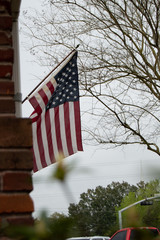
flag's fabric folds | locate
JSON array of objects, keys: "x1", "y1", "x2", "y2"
[{"x1": 29, "y1": 51, "x2": 83, "y2": 172}]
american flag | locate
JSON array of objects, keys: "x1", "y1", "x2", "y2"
[{"x1": 29, "y1": 51, "x2": 83, "y2": 172}]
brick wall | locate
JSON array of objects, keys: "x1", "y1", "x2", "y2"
[{"x1": 0, "y1": 0, "x2": 34, "y2": 228}]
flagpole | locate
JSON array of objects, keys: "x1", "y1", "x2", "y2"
[{"x1": 22, "y1": 45, "x2": 79, "y2": 104}]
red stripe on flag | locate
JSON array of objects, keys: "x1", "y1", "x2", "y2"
[
  {"x1": 37, "y1": 116, "x2": 47, "y2": 168},
  {"x1": 74, "y1": 101, "x2": 83, "y2": 151},
  {"x1": 45, "y1": 110, "x2": 55, "y2": 163},
  {"x1": 47, "y1": 81, "x2": 55, "y2": 94},
  {"x1": 54, "y1": 106, "x2": 63, "y2": 152},
  {"x1": 39, "y1": 88, "x2": 49, "y2": 105},
  {"x1": 64, "y1": 102, "x2": 74, "y2": 155},
  {"x1": 29, "y1": 96, "x2": 42, "y2": 115},
  {"x1": 30, "y1": 110, "x2": 39, "y2": 123}
]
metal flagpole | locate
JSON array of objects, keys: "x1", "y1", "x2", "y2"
[{"x1": 22, "y1": 45, "x2": 79, "y2": 104}]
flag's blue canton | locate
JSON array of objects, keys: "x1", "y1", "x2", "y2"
[{"x1": 46, "y1": 52, "x2": 79, "y2": 110}]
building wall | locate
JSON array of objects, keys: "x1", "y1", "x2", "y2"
[{"x1": 0, "y1": 0, "x2": 34, "y2": 227}]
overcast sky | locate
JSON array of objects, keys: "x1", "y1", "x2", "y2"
[{"x1": 19, "y1": 0, "x2": 160, "y2": 218}]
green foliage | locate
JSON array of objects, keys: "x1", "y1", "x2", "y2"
[
  {"x1": 118, "y1": 179, "x2": 160, "y2": 229},
  {"x1": 2, "y1": 180, "x2": 160, "y2": 239},
  {"x1": 3, "y1": 211, "x2": 73, "y2": 240},
  {"x1": 68, "y1": 181, "x2": 137, "y2": 236},
  {"x1": 52, "y1": 154, "x2": 74, "y2": 182}
]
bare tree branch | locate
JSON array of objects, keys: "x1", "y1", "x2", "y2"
[{"x1": 21, "y1": 0, "x2": 160, "y2": 156}]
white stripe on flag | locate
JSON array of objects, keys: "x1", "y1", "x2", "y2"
[
  {"x1": 69, "y1": 102, "x2": 78, "y2": 153},
  {"x1": 32, "y1": 121, "x2": 42, "y2": 170},
  {"x1": 30, "y1": 111, "x2": 38, "y2": 120},
  {"x1": 29, "y1": 77, "x2": 57, "y2": 111},
  {"x1": 44, "y1": 77, "x2": 57, "y2": 99},
  {"x1": 35, "y1": 92, "x2": 46, "y2": 111},
  {"x1": 41, "y1": 110, "x2": 52, "y2": 166},
  {"x1": 59, "y1": 104, "x2": 69, "y2": 157},
  {"x1": 50, "y1": 109, "x2": 59, "y2": 160}
]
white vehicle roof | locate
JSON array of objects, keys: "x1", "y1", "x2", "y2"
[
  {"x1": 67, "y1": 238, "x2": 90, "y2": 240},
  {"x1": 67, "y1": 236, "x2": 110, "y2": 240},
  {"x1": 90, "y1": 236, "x2": 110, "y2": 240}
]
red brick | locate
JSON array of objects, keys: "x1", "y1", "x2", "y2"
[
  {"x1": 4, "y1": 215, "x2": 34, "y2": 226},
  {"x1": 0, "y1": 31, "x2": 12, "y2": 45},
  {"x1": 0, "y1": 81, "x2": 14, "y2": 96},
  {"x1": 0, "y1": 193, "x2": 34, "y2": 213},
  {"x1": 0, "y1": 149, "x2": 33, "y2": 170},
  {"x1": 0, "y1": 175, "x2": 2, "y2": 191},
  {"x1": 0, "y1": 98, "x2": 15, "y2": 113},
  {"x1": 0, "y1": 64, "x2": 12, "y2": 78},
  {"x1": 0, "y1": 118, "x2": 32, "y2": 147},
  {"x1": 0, "y1": 236, "x2": 11, "y2": 240},
  {"x1": 2, "y1": 171, "x2": 33, "y2": 191},
  {"x1": 0, "y1": 16, "x2": 12, "y2": 30},
  {"x1": 0, "y1": 1, "x2": 11, "y2": 15},
  {"x1": 0, "y1": 48, "x2": 13, "y2": 62}
]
